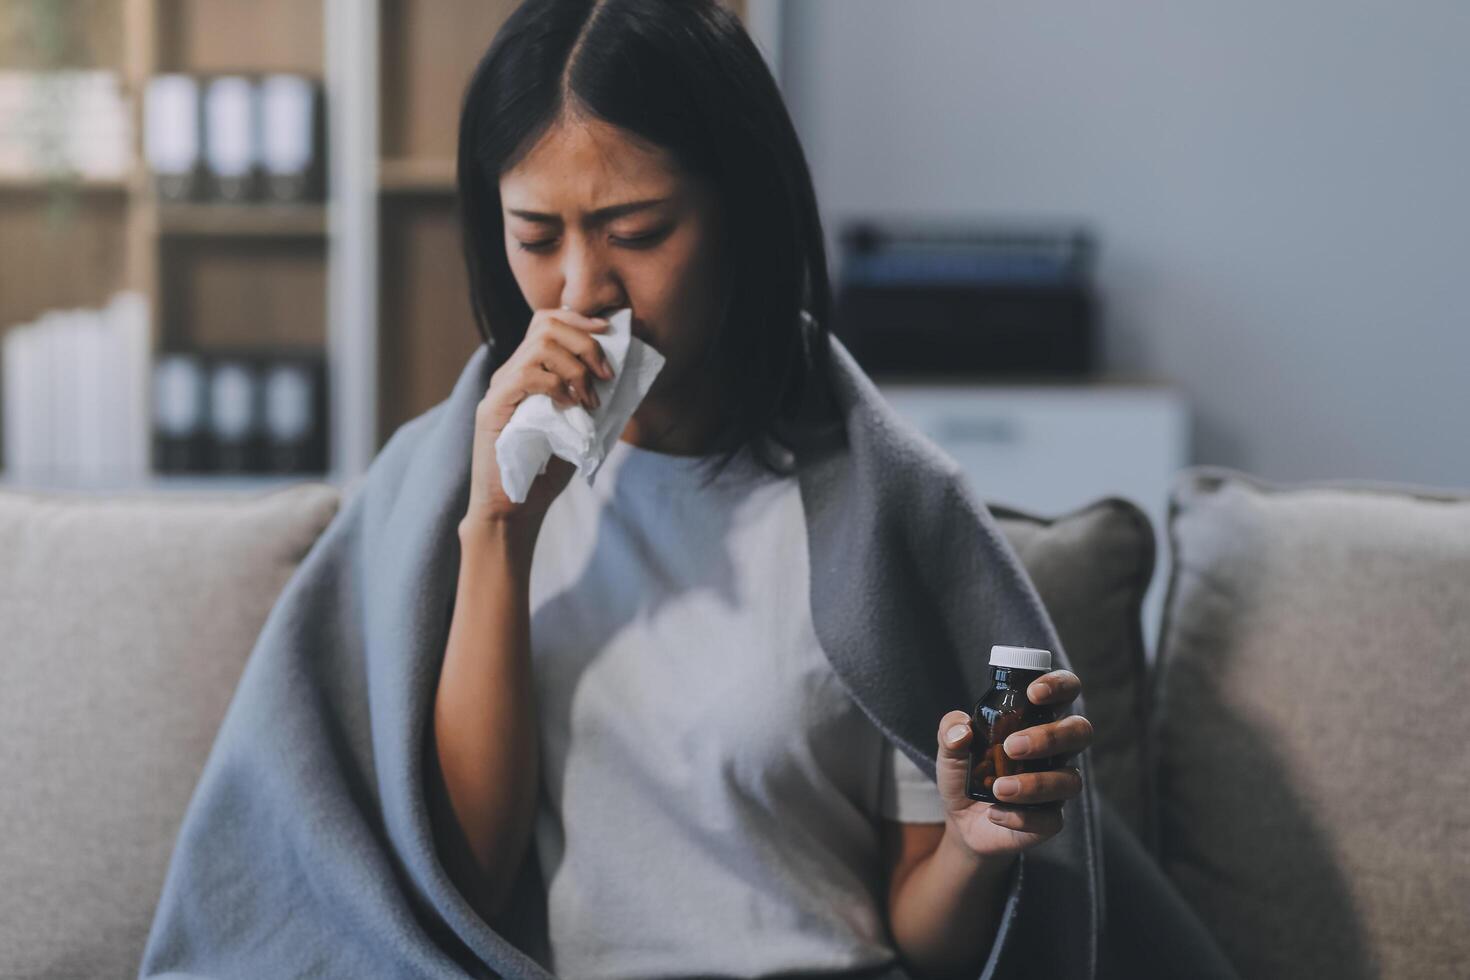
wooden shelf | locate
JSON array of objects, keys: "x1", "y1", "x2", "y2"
[
  {"x1": 0, "y1": 175, "x2": 131, "y2": 194},
  {"x1": 373, "y1": 0, "x2": 515, "y2": 444},
  {"x1": 159, "y1": 235, "x2": 326, "y2": 350},
  {"x1": 0, "y1": 189, "x2": 130, "y2": 340},
  {"x1": 379, "y1": 1, "x2": 513, "y2": 164},
  {"x1": 155, "y1": 0, "x2": 323, "y2": 75},
  {"x1": 378, "y1": 158, "x2": 456, "y2": 193},
  {"x1": 157, "y1": 202, "x2": 328, "y2": 237}
]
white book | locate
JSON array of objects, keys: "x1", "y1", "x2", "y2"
[
  {"x1": 0, "y1": 70, "x2": 130, "y2": 180},
  {"x1": 2, "y1": 321, "x2": 33, "y2": 479},
  {"x1": 54, "y1": 311, "x2": 84, "y2": 485},
  {"x1": 76, "y1": 309, "x2": 106, "y2": 485},
  {"x1": 21, "y1": 323, "x2": 40, "y2": 481},
  {"x1": 31, "y1": 314, "x2": 60, "y2": 483},
  {"x1": 95, "y1": 305, "x2": 124, "y2": 482},
  {"x1": 107, "y1": 291, "x2": 152, "y2": 483},
  {"x1": 2, "y1": 294, "x2": 153, "y2": 489}
]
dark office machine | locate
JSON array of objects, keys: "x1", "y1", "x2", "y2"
[{"x1": 831, "y1": 220, "x2": 1099, "y2": 379}]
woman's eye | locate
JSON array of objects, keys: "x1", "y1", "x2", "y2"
[
  {"x1": 613, "y1": 227, "x2": 671, "y2": 249},
  {"x1": 515, "y1": 227, "x2": 670, "y2": 253}
]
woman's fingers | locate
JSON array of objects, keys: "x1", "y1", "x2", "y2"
[
  {"x1": 987, "y1": 801, "x2": 1066, "y2": 833},
  {"x1": 1026, "y1": 669, "x2": 1082, "y2": 707},
  {"x1": 545, "y1": 308, "x2": 611, "y2": 332},
  {"x1": 1002, "y1": 713, "x2": 1093, "y2": 763},
  {"x1": 989, "y1": 767, "x2": 1083, "y2": 806},
  {"x1": 544, "y1": 320, "x2": 615, "y2": 381},
  {"x1": 515, "y1": 357, "x2": 587, "y2": 408},
  {"x1": 532, "y1": 340, "x2": 601, "y2": 409}
]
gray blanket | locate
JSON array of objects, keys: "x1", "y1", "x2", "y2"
[{"x1": 139, "y1": 333, "x2": 1237, "y2": 979}]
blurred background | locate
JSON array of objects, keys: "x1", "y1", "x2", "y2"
[{"x1": 1, "y1": 0, "x2": 1466, "y2": 654}]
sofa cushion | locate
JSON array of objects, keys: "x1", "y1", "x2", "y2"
[
  {"x1": 0, "y1": 483, "x2": 340, "y2": 980},
  {"x1": 1152, "y1": 465, "x2": 1470, "y2": 980},
  {"x1": 989, "y1": 496, "x2": 1156, "y2": 846}
]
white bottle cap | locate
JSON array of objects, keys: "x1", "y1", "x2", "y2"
[{"x1": 989, "y1": 645, "x2": 1052, "y2": 670}]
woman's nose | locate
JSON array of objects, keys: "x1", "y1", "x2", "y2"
[{"x1": 558, "y1": 298, "x2": 627, "y2": 320}]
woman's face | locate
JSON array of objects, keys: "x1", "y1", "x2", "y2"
[{"x1": 498, "y1": 114, "x2": 729, "y2": 407}]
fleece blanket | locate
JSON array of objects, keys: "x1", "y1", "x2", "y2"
[{"x1": 139, "y1": 330, "x2": 1237, "y2": 979}]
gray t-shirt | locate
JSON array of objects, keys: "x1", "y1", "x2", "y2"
[{"x1": 528, "y1": 435, "x2": 946, "y2": 979}]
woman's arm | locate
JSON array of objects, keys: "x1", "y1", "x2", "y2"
[
  {"x1": 884, "y1": 673, "x2": 1094, "y2": 978},
  {"x1": 425, "y1": 516, "x2": 542, "y2": 923},
  {"x1": 882, "y1": 820, "x2": 1016, "y2": 979}
]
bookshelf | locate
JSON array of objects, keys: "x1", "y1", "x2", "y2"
[
  {"x1": 0, "y1": 0, "x2": 327, "y2": 488},
  {"x1": 0, "y1": 0, "x2": 764, "y2": 491}
]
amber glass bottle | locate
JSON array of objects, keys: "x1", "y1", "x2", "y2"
[{"x1": 965, "y1": 645, "x2": 1058, "y2": 806}]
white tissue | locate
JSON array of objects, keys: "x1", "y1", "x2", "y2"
[{"x1": 494, "y1": 307, "x2": 665, "y2": 503}]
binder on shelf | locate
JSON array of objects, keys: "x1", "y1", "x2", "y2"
[
  {"x1": 142, "y1": 70, "x2": 329, "y2": 211},
  {"x1": 203, "y1": 75, "x2": 258, "y2": 202},
  {"x1": 259, "y1": 74, "x2": 324, "y2": 203},
  {"x1": 144, "y1": 74, "x2": 201, "y2": 201},
  {"x1": 207, "y1": 357, "x2": 262, "y2": 473},
  {"x1": 152, "y1": 352, "x2": 210, "y2": 474},
  {"x1": 151, "y1": 347, "x2": 328, "y2": 477},
  {"x1": 261, "y1": 354, "x2": 328, "y2": 473}
]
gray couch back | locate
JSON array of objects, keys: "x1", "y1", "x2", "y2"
[{"x1": 3, "y1": 465, "x2": 1466, "y2": 980}]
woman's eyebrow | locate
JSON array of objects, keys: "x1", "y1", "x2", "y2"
[{"x1": 507, "y1": 196, "x2": 672, "y2": 225}]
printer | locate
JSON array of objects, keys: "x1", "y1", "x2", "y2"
[{"x1": 831, "y1": 219, "x2": 1099, "y2": 379}]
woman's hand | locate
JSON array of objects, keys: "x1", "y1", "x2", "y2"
[
  {"x1": 933, "y1": 670, "x2": 1092, "y2": 862},
  {"x1": 464, "y1": 307, "x2": 618, "y2": 528}
]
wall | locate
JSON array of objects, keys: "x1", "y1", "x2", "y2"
[{"x1": 778, "y1": 0, "x2": 1470, "y2": 489}]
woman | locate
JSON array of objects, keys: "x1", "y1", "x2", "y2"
[
  {"x1": 431, "y1": 0, "x2": 1093, "y2": 976},
  {"x1": 141, "y1": 5, "x2": 1241, "y2": 978}
]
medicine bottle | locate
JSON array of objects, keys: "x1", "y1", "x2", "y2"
[{"x1": 965, "y1": 645, "x2": 1058, "y2": 806}]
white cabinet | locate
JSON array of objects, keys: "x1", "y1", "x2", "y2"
[{"x1": 876, "y1": 380, "x2": 1189, "y2": 662}]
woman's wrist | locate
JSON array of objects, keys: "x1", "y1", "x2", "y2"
[
  {"x1": 888, "y1": 823, "x2": 1020, "y2": 976},
  {"x1": 458, "y1": 512, "x2": 541, "y2": 570},
  {"x1": 940, "y1": 820, "x2": 1019, "y2": 880}
]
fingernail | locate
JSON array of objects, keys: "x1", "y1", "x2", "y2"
[
  {"x1": 1031, "y1": 683, "x2": 1050, "y2": 700},
  {"x1": 994, "y1": 776, "x2": 1020, "y2": 797},
  {"x1": 1005, "y1": 734, "x2": 1031, "y2": 756},
  {"x1": 945, "y1": 723, "x2": 969, "y2": 747}
]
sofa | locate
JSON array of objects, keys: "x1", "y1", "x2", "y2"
[{"x1": 2, "y1": 464, "x2": 1465, "y2": 979}]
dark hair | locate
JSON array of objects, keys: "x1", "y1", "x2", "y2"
[{"x1": 456, "y1": 0, "x2": 838, "y2": 485}]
